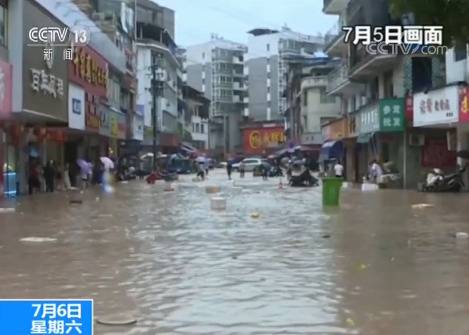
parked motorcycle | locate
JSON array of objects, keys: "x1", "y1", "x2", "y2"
[
  {"x1": 288, "y1": 160, "x2": 318, "y2": 187},
  {"x1": 419, "y1": 166, "x2": 466, "y2": 192}
]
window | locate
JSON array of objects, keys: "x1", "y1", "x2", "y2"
[
  {"x1": 319, "y1": 88, "x2": 336, "y2": 104},
  {"x1": 196, "y1": 123, "x2": 200, "y2": 132},
  {"x1": 454, "y1": 42, "x2": 467, "y2": 62},
  {"x1": 266, "y1": 43, "x2": 270, "y2": 52},
  {"x1": 0, "y1": 5, "x2": 7, "y2": 46},
  {"x1": 202, "y1": 52, "x2": 205, "y2": 60},
  {"x1": 303, "y1": 91, "x2": 308, "y2": 106},
  {"x1": 200, "y1": 124, "x2": 205, "y2": 134},
  {"x1": 192, "y1": 123, "x2": 195, "y2": 132},
  {"x1": 383, "y1": 71, "x2": 394, "y2": 98}
]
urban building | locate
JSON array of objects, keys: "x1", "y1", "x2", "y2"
[
  {"x1": 136, "y1": 0, "x2": 182, "y2": 154},
  {"x1": 322, "y1": 0, "x2": 450, "y2": 187},
  {"x1": 74, "y1": 0, "x2": 139, "y2": 154},
  {"x1": 246, "y1": 27, "x2": 323, "y2": 122},
  {"x1": 183, "y1": 85, "x2": 210, "y2": 150},
  {"x1": 185, "y1": 36, "x2": 247, "y2": 158},
  {"x1": 300, "y1": 60, "x2": 342, "y2": 145},
  {"x1": 1, "y1": 0, "x2": 17, "y2": 197}
]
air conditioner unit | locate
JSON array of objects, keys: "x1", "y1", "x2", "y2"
[{"x1": 409, "y1": 134, "x2": 425, "y2": 146}]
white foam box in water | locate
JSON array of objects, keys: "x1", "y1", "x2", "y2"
[
  {"x1": 0, "y1": 207, "x2": 15, "y2": 213},
  {"x1": 206, "y1": 186, "x2": 221, "y2": 194},
  {"x1": 342, "y1": 182, "x2": 349, "y2": 189},
  {"x1": 211, "y1": 197, "x2": 227, "y2": 210},
  {"x1": 361, "y1": 183, "x2": 379, "y2": 192}
]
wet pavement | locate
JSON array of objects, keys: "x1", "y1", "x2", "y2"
[{"x1": 2, "y1": 169, "x2": 469, "y2": 334}]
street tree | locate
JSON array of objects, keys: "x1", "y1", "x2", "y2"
[{"x1": 390, "y1": 0, "x2": 469, "y2": 45}]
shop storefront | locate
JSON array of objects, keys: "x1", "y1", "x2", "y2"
[
  {"x1": 413, "y1": 85, "x2": 459, "y2": 167},
  {"x1": 355, "y1": 98, "x2": 405, "y2": 182},
  {"x1": 69, "y1": 44, "x2": 109, "y2": 165},
  {"x1": 319, "y1": 117, "x2": 347, "y2": 174},
  {"x1": 16, "y1": 1, "x2": 69, "y2": 194},
  {"x1": 109, "y1": 108, "x2": 127, "y2": 157},
  {"x1": 0, "y1": 58, "x2": 13, "y2": 198}
]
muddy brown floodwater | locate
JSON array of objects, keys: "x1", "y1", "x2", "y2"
[{"x1": 1, "y1": 170, "x2": 469, "y2": 334}]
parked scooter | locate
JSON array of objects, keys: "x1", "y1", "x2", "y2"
[
  {"x1": 419, "y1": 165, "x2": 466, "y2": 192},
  {"x1": 288, "y1": 160, "x2": 318, "y2": 187}
]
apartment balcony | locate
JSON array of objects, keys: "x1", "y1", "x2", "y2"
[
  {"x1": 323, "y1": 0, "x2": 350, "y2": 14},
  {"x1": 301, "y1": 76, "x2": 328, "y2": 90},
  {"x1": 349, "y1": 44, "x2": 399, "y2": 81},
  {"x1": 233, "y1": 95, "x2": 242, "y2": 103},
  {"x1": 233, "y1": 82, "x2": 247, "y2": 91},
  {"x1": 233, "y1": 56, "x2": 244, "y2": 64},
  {"x1": 232, "y1": 70, "x2": 244, "y2": 77},
  {"x1": 324, "y1": 20, "x2": 347, "y2": 57},
  {"x1": 327, "y1": 63, "x2": 365, "y2": 96}
]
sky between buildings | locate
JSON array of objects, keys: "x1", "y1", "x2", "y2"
[{"x1": 155, "y1": 0, "x2": 337, "y2": 46}]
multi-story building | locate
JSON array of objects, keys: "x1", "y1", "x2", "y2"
[
  {"x1": 183, "y1": 85, "x2": 210, "y2": 150},
  {"x1": 322, "y1": 0, "x2": 448, "y2": 187},
  {"x1": 246, "y1": 27, "x2": 323, "y2": 122},
  {"x1": 136, "y1": 0, "x2": 182, "y2": 153},
  {"x1": 300, "y1": 60, "x2": 342, "y2": 145},
  {"x1": 74, "y1": 0, "x2": 139, "y2": 153},
  {"x1": 185, "y1": 36, "x2": 247, "y2": 158}
]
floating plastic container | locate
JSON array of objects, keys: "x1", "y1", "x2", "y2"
[
  {"x1": 206, "y1": 186, "x2": 221, "y2": 194},
  {"x1": 211, "y1": 197, "x2": 226, "y2": 210},
  {"x1": 361, "y1": 183, "x2": 379, "y2": 192}
]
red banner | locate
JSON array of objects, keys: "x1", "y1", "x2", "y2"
[
  {"x1": 0, "y1": 59, "x2": 12, "y2": 119},
  {"x1": 459, "y1": 86, "x2": 469, "y2": 123},
  {"x1": 69, "y1": 45, "x2": 108, "y2": 98},
  {"x1": 242, "y1": 126, "x2": 285, "y2": 155},
  {"x1": 405, "y1": 95, "x2": 413, "y2": 123}
]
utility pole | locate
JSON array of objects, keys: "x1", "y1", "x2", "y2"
[{"x1": 150, "y1": 54, "x2": 163, "y2": 171}]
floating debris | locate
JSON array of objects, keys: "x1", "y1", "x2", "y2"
[
  {"x1": 250, "y1": 212, "x2": 260, "y2": 219},
  {"x1": 96, "y1": 316, "x2": 137, "y2": 326},
  {"x1": 346, "y1": 318, "x2": 356, "y2": 327},
  {"x1": 411, "y1": 203, "x2": 434, "y2": 209},
  {"x1": 20, "y1": 237, "x2": 57, "y2": 243},
  {"x1": 0, "y1": 207, "x2": 15, "y2": 213},
  {"x1": 455, "y1": 232, "x2": 469, "y2": 239}
]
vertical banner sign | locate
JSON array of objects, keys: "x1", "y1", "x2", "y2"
[
  {"x1": 0, "y1": 299, "x2": 93, "y2": 334},
  {"x1": 379, "y1": 98, "x2": 405, "y2": 132},
  {"x1": 459, "y1": 86, "x2": 469, "y2": 123}
]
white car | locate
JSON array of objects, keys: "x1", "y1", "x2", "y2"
[{"x1": 232, "y1": 158, "x2": 266, "y2": 172}]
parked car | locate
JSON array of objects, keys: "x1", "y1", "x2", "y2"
[{"x1": 232, "y1": 158, "x2": 266, "y2": 172}]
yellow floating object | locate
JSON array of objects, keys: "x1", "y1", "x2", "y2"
[
  {"x1": 346, "y1": 318, "x2": 355, "y2": 327},
  {"x1": 359, "y1": 264, "x2": 367, "y2": 270},
  {"x1": 251, "y1": 212, "x2": 260, "y2": 219}
]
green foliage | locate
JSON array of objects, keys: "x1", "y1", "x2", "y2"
[{"x1": 390, "y1": 0, "x2": 469, "y2": 45}]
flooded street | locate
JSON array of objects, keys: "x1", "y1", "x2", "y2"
[{"x1": 2, "y1": 170, "x2": 469, "y2": 334}]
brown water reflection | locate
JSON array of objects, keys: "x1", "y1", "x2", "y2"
[{"x1": 1, "y1": 171, "x2": 469, "y2": 334}]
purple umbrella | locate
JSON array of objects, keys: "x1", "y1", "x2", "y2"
[{"x1": 76, "y1": 159, "x2": 92, "y2": 175}]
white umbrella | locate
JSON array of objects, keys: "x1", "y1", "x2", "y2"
[{"x1": 100, "y1": 157, "x2": 114, "y2": 170}]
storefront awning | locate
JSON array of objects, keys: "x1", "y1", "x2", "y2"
[
  {"x1": 357, "y1": 133, "x2": 374, "y2": 144},
  {"x1": 319, "y1": 140, "x2": 344, "y2": 162}
]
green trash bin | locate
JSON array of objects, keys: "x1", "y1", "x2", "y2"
[{"x1": 322, "y1": 177, "x2": 343, "y2": 206}]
